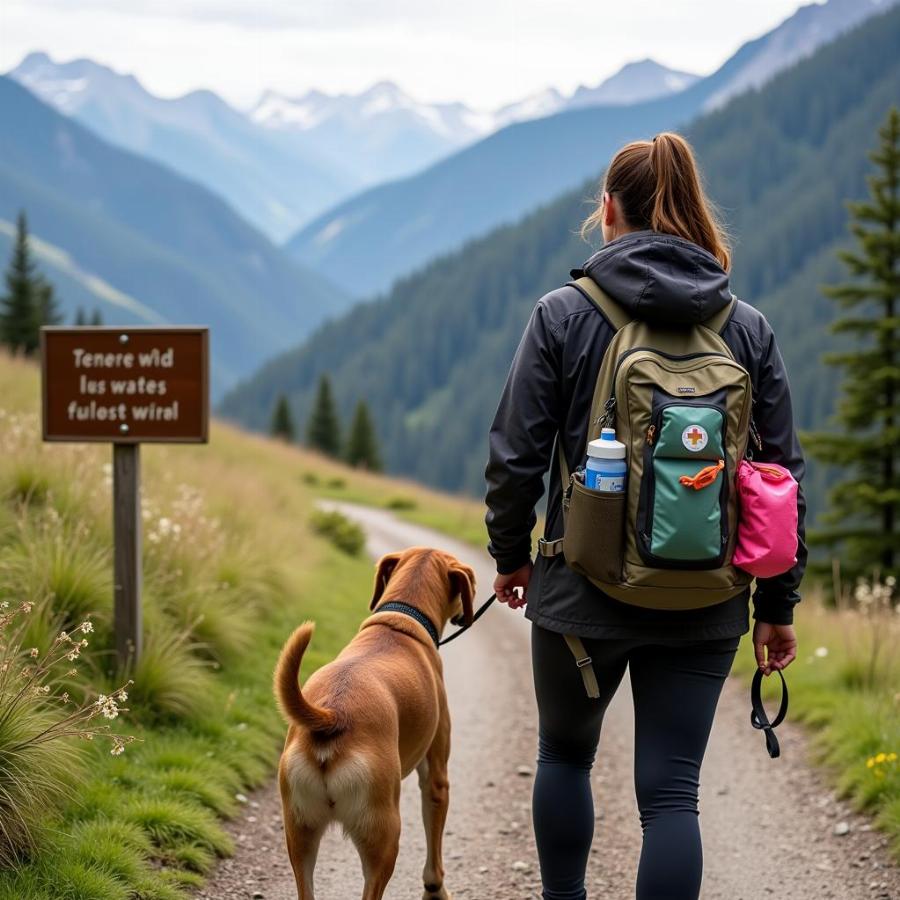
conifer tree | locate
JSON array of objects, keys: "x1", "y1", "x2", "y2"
[
  {"x1": 0, "y1": 211, "x2": 40, "y2": 355},
  {"x1": 270, "y1": 394, "x2": 296, "y2": 442},
  {"x1": 344, "y1": 399, "x2": 382, "y2": 471},
  {"x1": 806, "y1": 107, "x2": 900, "y2": 576},
  {"x1": 306, "y1": 374, "x2": 341, "y2": 456},
  {"x1": 35, "y1": 278, "x2": 62, "y2": 329},
  {"x1": 75, "y1": 307, "x2": 87, "y2": 326},
  {"x1": 90, "y1": 308, "x2": 103, "y2": 326}
]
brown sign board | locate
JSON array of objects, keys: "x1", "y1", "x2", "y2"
[{"x1": 41, "y1": 327, "x2": 209, "y2": 443}]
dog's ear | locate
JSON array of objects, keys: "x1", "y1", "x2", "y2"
[
  {"x1": 448, "y1": 561, "x2": 476, "y2": 627},
  {"x1": 370, "y1": 551, "x2": 403, "y2": 610}
]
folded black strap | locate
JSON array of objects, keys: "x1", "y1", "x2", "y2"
[{"x1": 750, "y1": 667, "x2": 788, "y2": 758}]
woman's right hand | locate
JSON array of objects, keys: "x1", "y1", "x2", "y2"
[
  {"x1": 752, "y1": 621, "x2": 797, "y2": 676},
  {"x1": 494, "y1": 562, "x2": 532, "y2": 610}
]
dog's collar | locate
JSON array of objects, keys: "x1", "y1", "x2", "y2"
[{"x1": 372, "y1": 601, "x2": 440, "y2": 648}]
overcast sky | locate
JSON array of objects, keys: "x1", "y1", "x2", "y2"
[{"x1": 1, "y1": 0, "x2": 812, "y2": 110}]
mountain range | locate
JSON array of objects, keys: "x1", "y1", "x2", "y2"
[
  {"x1": 9, "y1": 54, "x2": 699, "y2": 242},
  {"x1": 220, "y1": 2, "x2": 900, "y2": 518},
  {"x1": 285, "y1": 0, "x2": 897, "y2": 297},
  {"x1": 0, "y1": 75, "x2": 348, "y2": 395},
  {"x1": 9, "y1": 52, "x2": 358, "y2": 243},
  {"x1": 251, "y1": 58, "x2": 702, "y2": 178}
]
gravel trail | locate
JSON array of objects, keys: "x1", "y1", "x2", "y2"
[{"x1": 197, "y1": 501, "x2": 899, "y2": 900}]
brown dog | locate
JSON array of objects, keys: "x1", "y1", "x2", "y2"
[{"x1": 274, "y1": 546, "x2": 476, "y2": 900}]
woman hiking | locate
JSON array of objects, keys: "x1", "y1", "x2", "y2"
[{"x1": 483, "y1": 132, "x2": 806, "y2": 900}]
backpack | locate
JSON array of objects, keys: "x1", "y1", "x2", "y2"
[{"x1": 538, "y1": 276, "x2": 755, "y2": 628}]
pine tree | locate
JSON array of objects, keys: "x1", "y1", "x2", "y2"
[
  {"x1": 35, "y1": 278, "x2": 62, "y2": 328},
  {"x1": 344, "y1": 399, "x2": 382, "y2": 471},
  {"x1": 75, "y1": 307, "x2": 87, "y2": 326},
  {"x1": 0, "y1": 211, "x2": 40, "y2": 355},
  {"x1": 806, "y1": 106, "x2": 900, "y2": 577},
  {"x1": 270, "y1": 394, "x2": 296, "y2": 442},
  {"x1": 305, "y1": 374, "x2": 341, "y2": 456},
  {"x1": 90, "y1": 308, "x2": 103, "y2": 326}
]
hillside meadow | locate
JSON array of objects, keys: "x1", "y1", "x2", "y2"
[
  {"x1": 0, "y1": 352, "x2": 452, "y2": 899},
  {"x1": 0, "y1": 350, "x2": 896, "y2": 900}
]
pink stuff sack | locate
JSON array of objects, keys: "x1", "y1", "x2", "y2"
[{"x1": 732, "y1": 460, "x2": 799, "y2": 578}]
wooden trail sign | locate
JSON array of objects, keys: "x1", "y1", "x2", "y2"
[{"x1": 40, "y1": 327, "x2": 209, "y2": 667}]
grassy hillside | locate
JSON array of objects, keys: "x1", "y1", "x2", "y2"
[
  {"x1": 0, "y1": 77, "x2": 349, "y2": 396},
  {"x1": 223, "y1": 3, "x2": 900, "y2": 523},
  {"x1": 0, "y1": 352, "x2": 489, "y2": 899}
]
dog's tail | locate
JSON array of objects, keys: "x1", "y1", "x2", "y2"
[{"x1": 274, "y1": 623, "x2": 342, "y2": 736}]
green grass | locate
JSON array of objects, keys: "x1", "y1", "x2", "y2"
[
  {"x1": 0, "y1": 354, "x2": 375, "y2": 898},
  {"x1": 731, "y1": 593, "x2": 899, "y2": 861}
]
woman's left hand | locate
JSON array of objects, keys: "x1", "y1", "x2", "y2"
[{"x1": 494, "y1": 562, "x2": 532, "y2": 610}]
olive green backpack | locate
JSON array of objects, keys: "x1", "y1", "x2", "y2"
[{"x1": 538, "y1": 277, "x2": 755, "y2": 693}]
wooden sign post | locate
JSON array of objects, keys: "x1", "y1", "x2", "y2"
[{"x1": 41, "y1": 327, "x2": 209, "y2": 667}]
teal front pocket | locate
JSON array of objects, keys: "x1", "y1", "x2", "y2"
[{"x1": 637, "y1": 397, "x2": 728, "y2": 568}]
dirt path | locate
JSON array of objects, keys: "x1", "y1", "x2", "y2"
[{"x1": 197, "y1": 501, "x2": 899, "y2": 900}]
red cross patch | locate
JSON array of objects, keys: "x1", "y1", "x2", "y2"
[{"x1": 681, "y1": 424, "x2": 709, "y2": 452}]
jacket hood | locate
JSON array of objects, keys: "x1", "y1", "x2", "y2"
[{"x1": 572, "y1": 230, "x2": 732, "y2": 326}]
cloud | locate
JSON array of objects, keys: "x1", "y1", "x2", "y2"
[
  {"x1": 15, "y1": 0, "x2": 522, "y2": 32},
  {"x1": 1, "y1": 0, "x2": 807, "y2": 108}
]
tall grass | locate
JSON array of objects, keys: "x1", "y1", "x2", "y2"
[
  {"x1": 0, "y1": 602, "x2": 133, "y2": 866},
  {"x1": 0, "y1": 353, "x2": 373, "y2": 897},
  {"x1": 733, "y1": 575, "x2": 900, "y2": 859}
]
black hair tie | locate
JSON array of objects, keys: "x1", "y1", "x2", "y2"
[{"x1": 750, "y1": 667, "x2": 788, "y2": 758}]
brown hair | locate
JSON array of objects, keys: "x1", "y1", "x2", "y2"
[{"x1": 581, "y1": 132, "x2": 731, "y2": 270}]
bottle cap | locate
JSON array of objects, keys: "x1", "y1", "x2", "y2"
[{"x1": 587, "y1": 428, "x2": 626, "y2": 459}]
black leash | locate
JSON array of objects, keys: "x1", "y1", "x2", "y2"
[
  {"x1": 374, "y1": 593, "x2": 498, "y2": 650},
  {"x1": 750, "y1": 667, "x2": 788, "y2": 758},
  {"x1": 438, "y1": 593, "x2": 498, "y2": 646}
]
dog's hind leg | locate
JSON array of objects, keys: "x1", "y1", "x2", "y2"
[
  {"x1": 418, "y1": 709, "x2": 452, "y2": 900},
  {"x1": 349, "y1": 803, "x2": 401, "y2": 900},
  {"x1": 283, "y1": 805, "x2": 326, "y2": 900}
]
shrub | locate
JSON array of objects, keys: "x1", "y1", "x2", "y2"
[
  {"x1": 385, "y1": 495, "x2": 417, "y2": 510},
  {"x1": 0, "y1": 517, "x2": 112, "y2": 642},
  {"x1": 158, "y1": 583, "x2": 256, "y2": 665},
  {"x1": 0, "y1": 603, "x2": 134, "y2": 865},
  {"x1": 326, "y1": 477, "x2": 346, "y2": 489},
  {"x1": 4, "y1": 463, "x2": 51, "y2": 507},
  {"x1": 123, "y1": 626, "x2": 215, "y2": 722},
  {"x1": 300, "y1": 471, "x2": 319, "y2": 486},
  {"x1": 309, "y1": 508, "x2": 365, "y2": 556}
]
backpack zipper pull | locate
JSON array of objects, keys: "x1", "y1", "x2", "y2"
[{"x1": 646, "y1": 424, "x2": 656, "y2": 446}]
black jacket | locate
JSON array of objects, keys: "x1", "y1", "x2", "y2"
[{"x1": 483, "y1": 230, "x2": 807, "y2": 639}]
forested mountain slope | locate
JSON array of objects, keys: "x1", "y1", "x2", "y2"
[
  {"x1": 285, "y1": 0, "x2": 896, "y2": 297},
  {"x1": 222, "y1": 5, "x2": 900, "y2": 510}
]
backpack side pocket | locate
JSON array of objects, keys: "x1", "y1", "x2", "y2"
[{"x1": 562, "y1": 478, "x2": 626, "y2": 583}]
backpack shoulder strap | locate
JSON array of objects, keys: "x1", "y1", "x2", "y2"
[
  {"x1": 544, "y1": 276, "x2": 630, "y2": 549},
  {"x1": 703, "y1": 294, "x2": 738, "y2": 335},
  {"x1": 568, "y1": 277, "x2": 632, "y2": 332}
]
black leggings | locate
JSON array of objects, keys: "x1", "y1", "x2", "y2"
[{"x1": 531, "y1": 623, "x2": 739, "y2": 900}]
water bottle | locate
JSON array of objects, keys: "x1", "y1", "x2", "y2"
[{"x1": 585, "y1": 428, "x2": 626, "y2": 492}]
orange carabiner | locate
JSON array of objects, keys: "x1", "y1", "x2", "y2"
[{"x1": 679, "y1": 459, "x2": 725, "y2": 491}]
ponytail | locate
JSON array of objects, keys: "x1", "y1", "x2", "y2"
[{"x1": 581, "y1": 132, "x2": 731, "y2": 270}]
